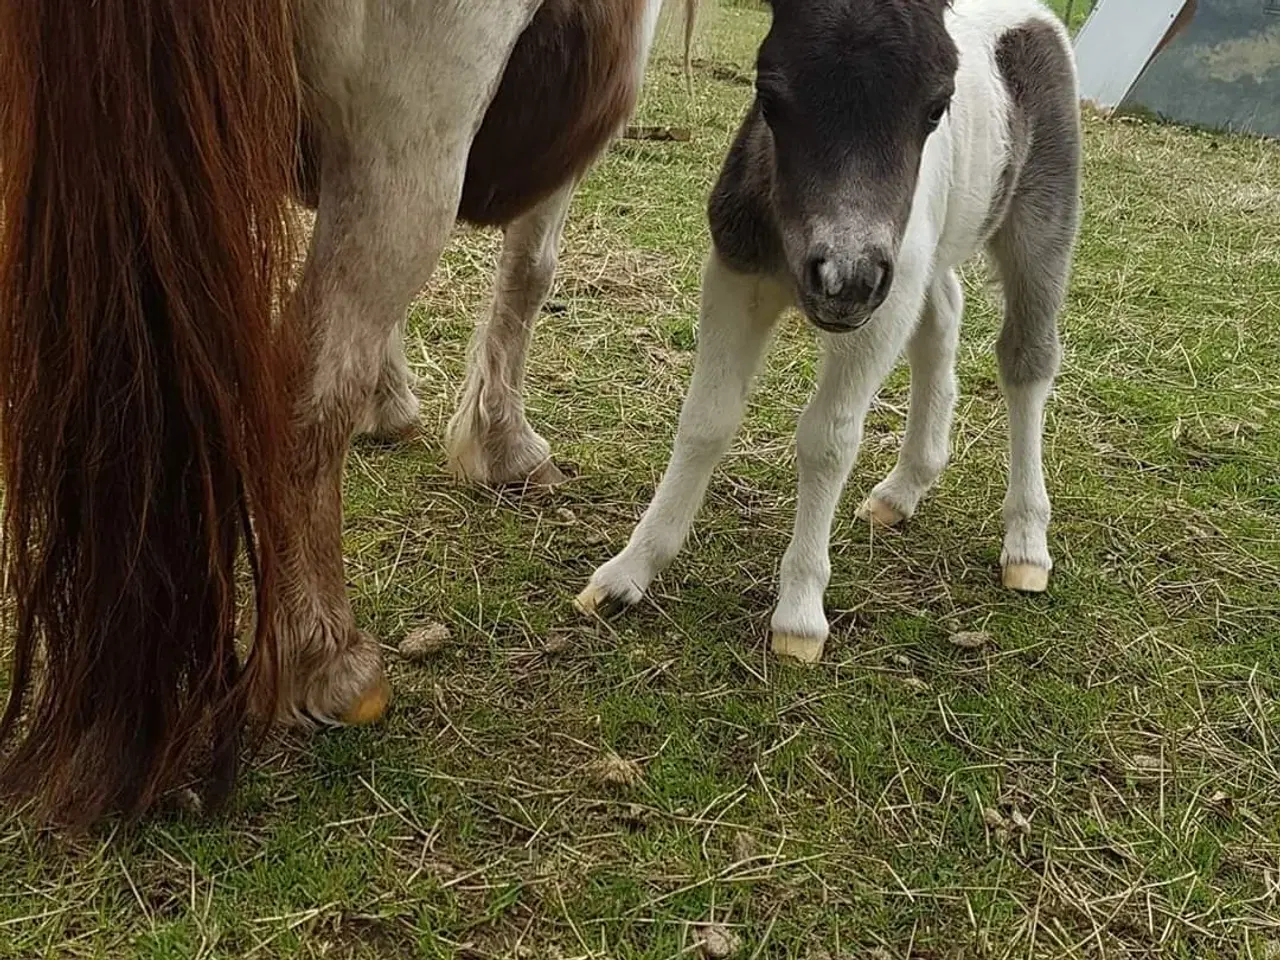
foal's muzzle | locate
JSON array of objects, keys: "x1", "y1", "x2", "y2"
[{"x1": 799, "y1": 244, "x2": 894, "y2": 332}]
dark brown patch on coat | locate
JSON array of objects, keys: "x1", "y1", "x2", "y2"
[{"x1": 458, "y1": 0, "x2": 649, "y2": 227}]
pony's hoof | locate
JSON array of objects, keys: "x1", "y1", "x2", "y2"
[
  {"x1": 771, "y1": 633, "x2": 825, "y2": 663},
  {"x1": 522, "y1": 459, "x2": 568, "y2": 488},
  {"x1": 361, "y1": 421, "x2": 422, "y2": 445},
  {"x1": 339, "y1": 676, "x2": 392, "y2": 726},
  {"x1": 1002, "y1": 563, "x2": 1049, "y2": 593},
  {"x1": 856, "y1": 496, "x2": 905, "y2": 528}
]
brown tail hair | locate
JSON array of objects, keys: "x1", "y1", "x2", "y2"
[{"x1": 0, "y1": 0, "x2": 299, "y2": 825}]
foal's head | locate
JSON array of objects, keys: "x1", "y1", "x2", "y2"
[{"x1": 756, "y1": 0, "x2": 958, "y2": 331}]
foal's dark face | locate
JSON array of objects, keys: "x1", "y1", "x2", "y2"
[{"x1": 756, "y1": 0, "x2": 959, "y2": 331}]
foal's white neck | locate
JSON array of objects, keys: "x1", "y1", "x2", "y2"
[{"x1": 912, "y1": 0, "x2": 1070, "y2": 272}]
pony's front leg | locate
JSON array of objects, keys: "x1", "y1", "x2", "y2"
[
  {"x1": 446, "y1": 182, "x2": 577, "y2": 486},
  {"x1": 578, "y1": 256, "x2": 788, "y2": 616},
  {"x1": 772, "y1": 319, "x2": 913, "y2": 663}
]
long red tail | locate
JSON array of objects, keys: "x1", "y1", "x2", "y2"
[{"x1": 0, "y1": 0, "x2": 299, "y2": 824}]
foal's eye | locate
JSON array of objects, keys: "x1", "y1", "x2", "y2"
[
  {"x1": 757, "y1": 92, "x2": 781, "y2": 123},
  {"x1": 925, "y1": 99, "x2": 951, "y2": 130},
  {"x1": 755, "y1": 77, "x2": 787, "y2": 125}
]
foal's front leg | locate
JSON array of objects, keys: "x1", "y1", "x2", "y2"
[
  {"x1": 771, "y1": 317, "x2": 917, "y2": 662},
  {"x1": 858, "y1": 268, "x2": 963, "y2": 526},
  {"x1": 446, "y1": 182, "x2": 577, "y2": 486},
  {"x1": 577, "y1": 255, "x2": 789, "y2": 614}
]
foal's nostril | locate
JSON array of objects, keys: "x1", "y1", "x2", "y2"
[
  {"x1": 842, "y1": 251, "x2": 893, "y2": 310},
  {"x1": 867, "y1": 256, "x2": 894, "y2": 309},
  {"x1": 806, "y1": 254, "x2": 843, "y2": 298}
]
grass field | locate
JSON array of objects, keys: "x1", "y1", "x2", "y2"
[{"x1": 3, "y1": 2, "x2": 1279, "y2": 957}]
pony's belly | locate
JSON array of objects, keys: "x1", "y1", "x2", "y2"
[{"x1": 457, "y1": 0, "x2": 651, "y2": 227}]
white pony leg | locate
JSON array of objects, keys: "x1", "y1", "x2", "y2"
[
  {"x1": 1000, "y1": 378, "x2": 1053, "y2": 591},
  {"x1": 859, "y1": 268, "x2": 962, "y2": 526},
  {"x1": 357, "y1": 317, "x2": 422, "y2": 440},
  {"x1": 447, "y1": 182, "x2": 576, "y2": 486},
  {"x1": 578, "y1": 255, "x2": 788, "y2": 615},
  {"x1": 771, "y1": 308, "x2": 918, "y2": 663}
]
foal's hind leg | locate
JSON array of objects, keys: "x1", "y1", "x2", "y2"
[
  {"x1": 858, "y1": 268, "x2": 963, "y2": 526},
  {"x1": 446, "y1": 182, "x2": 576, "y2": 486},
  {"x1": 989, "y1": 216, "x2": 1073, "y2": 593}
]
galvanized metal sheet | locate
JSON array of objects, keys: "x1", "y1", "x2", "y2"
[{"x1": 1074, "y1": 0, "x2": 1191, "y2": 109}]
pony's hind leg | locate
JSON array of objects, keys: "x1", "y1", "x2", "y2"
[
  {"x1": 273, "y1": 163, "x2": 454, "y2": 726},
  {"x1": 858, "y1": 268, "x2": 963, "y2": 526},
  {"x1": 268, "y1": 0, "x2": 544, "y2": 725},
  {"x1": 357, "y1": 318, "x2": 421, "y2": 441},
  {"x1": 446, "y1": 181, "x2": 576, "y2": 487}
]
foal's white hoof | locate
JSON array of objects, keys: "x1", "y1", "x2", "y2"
[
  {"x1": 574, "y1": 583, "x2": 608, "y2": 616},
  {"x1": 1002, "y1": 563, "x2": 1050, "y2": 593},
  {"x1": 856, "y1": 496, "x2": 906, "y2": 528},
  {"x1": 771, "y1": 633, "x2": 826, "y2": 663},
  {"x1": 575, "y1": 580, "x2": 639, "y2": 619}
]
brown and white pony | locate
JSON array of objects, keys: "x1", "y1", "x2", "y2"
[{"x1": 0, "y1": 0, "x2": 693, "y2": 826}]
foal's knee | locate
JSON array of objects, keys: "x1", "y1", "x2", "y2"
[
  {"x1": 678, "y1": 413, "x2": 738, "y2": 459},
  {"x1": 796, "y1": 409, "x2": 859, "y2": 474}
]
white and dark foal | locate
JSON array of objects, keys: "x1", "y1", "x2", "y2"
[{"x1": 579, "y1": 0, "x2": 1081, "y2": 662}]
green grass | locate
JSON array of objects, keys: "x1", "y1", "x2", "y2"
[{"x1": 3, "y1": 2, "x2": 1279, "y2": 958}]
